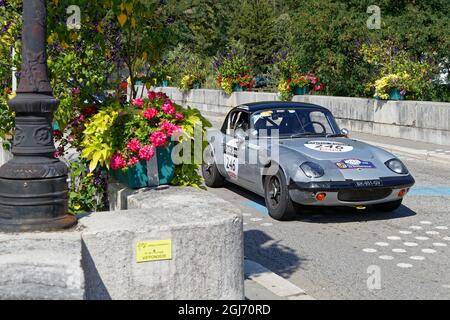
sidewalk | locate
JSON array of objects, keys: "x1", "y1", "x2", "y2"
[{"x1": 351, "y1": 132, "x2": 450, "y2": 164}]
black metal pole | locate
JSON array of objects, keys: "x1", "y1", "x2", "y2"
[{"x1": 0, "y1": 0, "x2": 77, "y2": 232}]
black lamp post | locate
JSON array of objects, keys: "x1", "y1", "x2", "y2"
[{"x1": 0, "y1": 0, "x2": 77, "y2": 232}]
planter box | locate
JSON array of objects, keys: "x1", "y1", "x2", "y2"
[
  {"x1": 294, "y1": 87, "x2": 309, "y2": 95},
  {"x1": 111, "y1": 143, "x2": 175, "y2": 190},
  {"x1": 389, "y1": 89, "x2": 404, "y2": 101}
]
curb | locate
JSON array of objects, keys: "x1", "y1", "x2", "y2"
[
  {"x1": 244, "y1": 259, "x2": 315, "y2": 300},
  {"x1": 358, "y1": 139, "x2": 450, "y2": 165}
]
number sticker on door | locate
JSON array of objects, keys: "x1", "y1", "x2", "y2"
[{"x1": 224, "y1": 140, "x2": 239, "y2": 179}]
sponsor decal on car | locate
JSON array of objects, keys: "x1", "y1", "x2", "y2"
[
  {"x1": 304, "y1": 141, "x2": 353, "y2": 153},
  {"x1": 335, "y1": 159, "x2": 376, "y2": 169}
]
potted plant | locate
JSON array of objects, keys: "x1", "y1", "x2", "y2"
[
  {"x1": 214, "y1": 45, "x2": 255, "y2": 95},
  {"x1": 374, "y1": 73, "x2": 408, "y2": 101},
  {"x1": 80, "y1": 91, "x2": 211, "y2": 189}
]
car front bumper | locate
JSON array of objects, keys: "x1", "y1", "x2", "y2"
[{"x1": 288, "y1": 175, "x2": 415, "y2": 206}]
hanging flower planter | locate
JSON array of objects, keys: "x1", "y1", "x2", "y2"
[
  {"x1": 233, "y1": 84, "x2": 245, "y2": 92},
  {"x1": 111, "y1": 142, "x2": 175, "y2": 189},
  {"x1": 294, "y1": 86, "x2": 309, "y2": 95},
  {"x1": 389, "y1": 89, "x2": 404, "y2": 101}
]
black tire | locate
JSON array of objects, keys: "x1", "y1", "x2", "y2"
[
  {"x1": 202, "y1": 147, "x2": 225, "y2": 188},
  {"x1": 373, "y1": 199, "x2": 403, "y2": 212},
  {"x1": 264, "y1": 170, "x2": 297, "y2": 221}
]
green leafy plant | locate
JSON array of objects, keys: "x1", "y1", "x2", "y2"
[
  {"x1": 214, "y1": 43, "x2": 255, "y2": 94},
  {"x1": 68, "y1": 159, "x2": 108, "y2": 214}
]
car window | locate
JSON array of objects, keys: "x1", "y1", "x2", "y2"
[
  {"x1": 251, "y1": 108, "x2": 338, "y2": 138},
  {"x1": 226, "y1": 110, "x2": 249, "y2": 135}
]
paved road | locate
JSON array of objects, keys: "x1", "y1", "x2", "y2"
[{"x1": 207, "y1": 151, "x2": 450, "y2": 299}]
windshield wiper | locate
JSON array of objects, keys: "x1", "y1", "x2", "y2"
[
  {"x1": 325, "y1": 133, "x2": 347, "y2": 138},
  {"x1": 290, "y1": 133, "x2": 327, "y2": 138}
]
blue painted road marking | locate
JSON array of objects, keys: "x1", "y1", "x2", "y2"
[
  {"x1": 409, "y1": 186, "x2": 450, "y2": 197},
  {"x1": 246, "y1": 201, "x2": 268, "y2": 215}
]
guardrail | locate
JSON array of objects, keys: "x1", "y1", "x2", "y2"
[{"x1": 140, "y1": 87, "x2": 450, "y2": 147}]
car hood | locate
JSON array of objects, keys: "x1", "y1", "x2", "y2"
[{"x1": 277, "y1": 137, "x2": 376, "y2": 161}]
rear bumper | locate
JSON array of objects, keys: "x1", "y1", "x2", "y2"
[{"x1": 288, "y1": 175, "x2": 415, "y2": 206}]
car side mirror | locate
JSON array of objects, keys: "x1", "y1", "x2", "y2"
[{"x1": 341, "y1": 128, "x2": 350, "y2": 137}]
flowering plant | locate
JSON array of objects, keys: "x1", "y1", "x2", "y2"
[
  {"x1": 278, "y1": 72, "x2": 325, "y2": 101},
  {"x1": 214, "y1": 45, "x2": 254, "y2": 94},
  {"x1": 373, "y1": 73, "x2": 409, "y2": 100},
  {"x1": 81, "y1": 91, "x2": 211, "y2": 188}
]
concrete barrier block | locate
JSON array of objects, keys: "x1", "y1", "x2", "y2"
[
  {"x1": 80, "y1": 186, "x2": 244, "y2": 300},
  {"x1": 415, "y1": 102, "x2": 450, "y2": 131},
  {"x1": 0, "y1": 232, "x2": 84, "y2": 300}
]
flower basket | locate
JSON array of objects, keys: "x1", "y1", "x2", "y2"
[
  {"x1": 294, "y1": 86, "x2": 309, "y2": 95},
  {"x1": 233, "y1": 84, "x2": 244, "y2": 92},
  {"x1": 389, "y1": 89, "x2": 404, "y2": 101},
  {"x1": 193, "y1": 83, "x2": 201, "y2": 90},
  {"x1": 159, "y1": 80, "x2": 169, "y2": 87},
  {"x1": 111, "y1": 143, "x2": 175, "y2": 189}
]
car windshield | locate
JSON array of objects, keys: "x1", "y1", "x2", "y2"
[{"x1": 250, "y1": 108, "x2": 340, "y2": 138}]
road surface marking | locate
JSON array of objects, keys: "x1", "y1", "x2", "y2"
[
  {"x1": 410, "y1": 256, "x2": 425, "y2": 261},
  {"x1": 261, "y1": 223, "x2": 273, "y2": 227},
  {"x1": 420, "y1": 221, "x2": 432, "y2": 225},
  {"x1": 363, "y1": 248, "x2": 377, "y2": 253},
  {"x1": 387, "y1": 236, "x2": 401, "y2": 241},
  {"x1": 404, "y1": 242, "x2": 418, "y2": 247},
  {"x1": 397, "y1": 263, "x2": 413, "y2": 268},
  {"x1": 399, "y1": 230, "x2": 413, "y2": 235},
  {"x1": 245, "y1": 201, "x2": 268, "y2": 215},
  {"x1": 435, "y1": 226, "x2": 448, "y2": 230},
  {"x1": 443, "y1": 237, "x2": 450, "y2": 241},
  {"x1": 410, "y1": 226, "x2": 423, "y2": 230},
  {"x1": 422, "y1": 248, "x2": 437, "y2": 254},
  {"x1": 244, "y1": 259, "x2": 314, "y2": 299},
  {"x1": 250, "y1": 218, "x2": 263, "y2": 222},
  {"x1": 242, "y1": 213, "x2": 252, "y2": 217},
  {"x1": 432, "y1": 242, "x2": 447, "y2": 247},
  {"x1": 409, "y1": 187, "x2": 450, "y2": 197},
  {"x1": 415, "y1": 236, "x2": 430, "y2": 241},
  {"x1": 375, "y1": 242, "x2": 389, "y2": 247},
  {"x1": 379, "y1": 255, "x2": 394, "y2": 260},
  {"x1": 426, "y1": 231, "x2": 440, "y2": 235},
  {"x1": 392, "y1": 249, "x2": 407, "y2": 253}
]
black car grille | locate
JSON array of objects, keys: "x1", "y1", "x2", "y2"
[{"x1": 338, "y1": 188, "x2": 392, "y2": 202}]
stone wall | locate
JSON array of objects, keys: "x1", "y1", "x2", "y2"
[
  {"x1": 0, "y1": 186, "x2": 244, "y2": 300},
  {"x1": 140, "y1": 87, "x2": 450, "y2": 146}
]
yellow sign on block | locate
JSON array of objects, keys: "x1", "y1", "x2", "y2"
[{"x1": 136, "y1": 240, "x2": 172, "y2": 263}]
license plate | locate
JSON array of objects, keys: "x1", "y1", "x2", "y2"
[{"x1": 354, "y1": 180, "x2": 382, "y2": 188}]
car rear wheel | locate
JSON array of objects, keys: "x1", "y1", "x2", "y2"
[
  {"x1": 202, "y1": 147, "x2": 225, "y2": 188},
  {"x1": 264, "y1": 171, "x2": 297, "y2": 221},
  {"x1": 373, "y1": 199, "x2": 403, "y2": 212}
]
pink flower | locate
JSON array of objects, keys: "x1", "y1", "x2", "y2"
[
  {"x1": 175, "y1": 112, "x2": 184, "y2": 121},
  {"x1": 71, "y1": 87, "x2": 81, "y2": 95},
  {"x1": 132, "y1": 98, "x2": 145, "y2": 107},
  {"x1": 127, "y1": 156, "x2": 140, "y2": 167},
  {"x1": 147, "y1": 91, "x2": 156, "y2": 100},
  {"x1": 161, "y1": 100, "x2": 176, "y2": 115},
  {"x1": 143, "y1": 108, "x2": 158, "y2": 120},
  {"x1": 156, "y1": 92, "x2": 168, "y2": 99},
  {"x1": 110, "y1": 153, "x2": 126, "y2": 170},
  {"x1": 139, "y1": 145, "x2": 156, "y2": 161},
  {"x1": 150, "y1": 131, "x2": 168, "y2": 148},
  {"x1": 160, "y1": 121, "x2": 181, "y2": 136},
  {"x1": 126, "y1": 139, "x2": 141, "y2": 153}
]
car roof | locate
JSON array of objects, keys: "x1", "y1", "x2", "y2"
[{"x1": 235, "y1": 101, "x2": 331, "y2": 113}]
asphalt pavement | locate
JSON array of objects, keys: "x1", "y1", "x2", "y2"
[{"x1": 207, "y1": 138, "x2": 450, "y2": 300}]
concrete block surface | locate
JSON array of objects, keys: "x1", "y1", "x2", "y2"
[
  {"x1": 0, "y1": 232, "x2": 84, "y2": 300},
  {"x1": 80, "y1": 186, "x2": 244, "y2": 300}
]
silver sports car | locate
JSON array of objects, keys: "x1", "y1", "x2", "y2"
[{"x1": 202, "y1": 101, "x2": 415, "y2": 221}]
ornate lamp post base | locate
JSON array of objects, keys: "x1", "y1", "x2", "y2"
[{"x1": 0, "y1": 1, "x2": 77, "y2": 232}]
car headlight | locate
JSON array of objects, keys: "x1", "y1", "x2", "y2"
[
  {"x1": 385, "y1": 159, "x2": 408, "y2": 174},
  {"x1": 300, "y1": 162, "x2": 324, "y2": 178}
]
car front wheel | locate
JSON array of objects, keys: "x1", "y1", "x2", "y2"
[
  {"x1": 264, "y1": 171, "x2": 297, "y2": 221},
  {"x1": 202, "y1": 147, "x2": 225, "y2": 188},
  {"x1": 373, "y1": 199, "x2": 403, "y2": 212}
]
